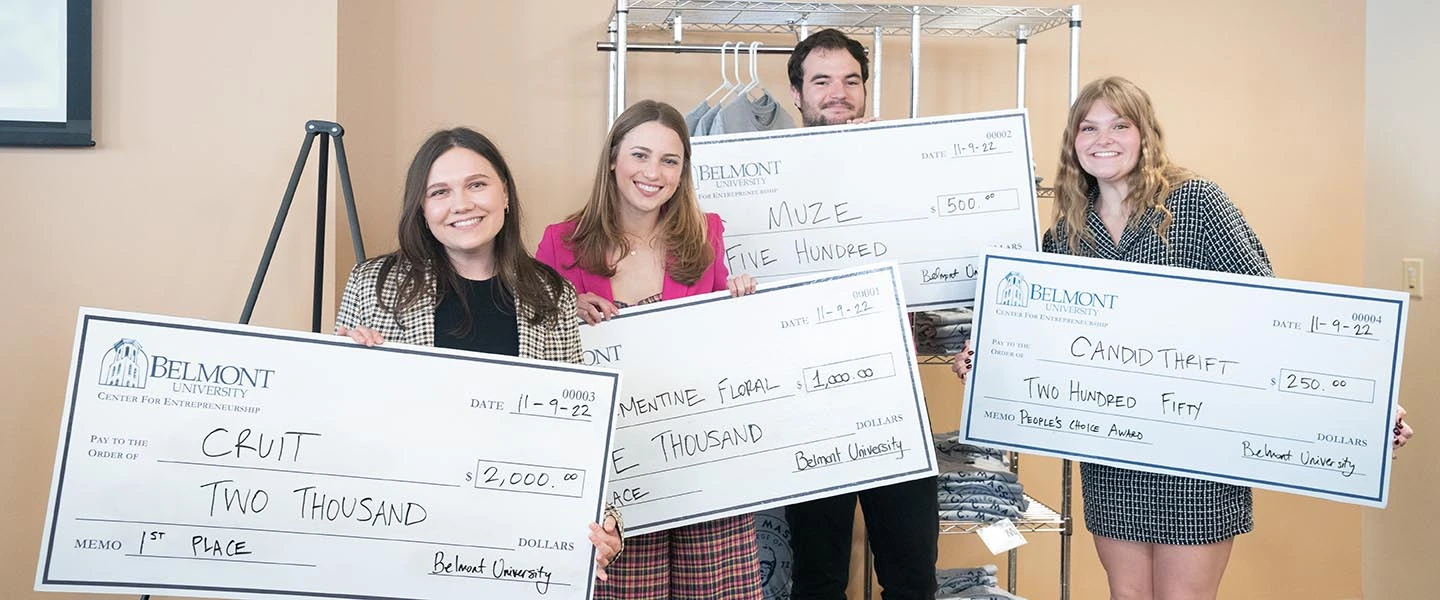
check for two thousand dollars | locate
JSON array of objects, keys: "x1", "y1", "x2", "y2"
[
  {"x1": 962, "y1": 249, "x2": 1409, "y2": 507},
  {"x1": 37, "y1": 309, "x2": 620, "y2": 600}
]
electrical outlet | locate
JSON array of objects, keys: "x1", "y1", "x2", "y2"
[{"x1": 1402, "y1": 258, "x2": 1424, "y2": 298}]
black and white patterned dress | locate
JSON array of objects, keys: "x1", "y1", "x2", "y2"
[{"x1": 1042, "y1": 179, "x2": 1272, "y2": 544}]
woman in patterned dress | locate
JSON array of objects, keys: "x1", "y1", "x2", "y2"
[
  {"x1": 952, "y1": 77, "x2": 1414, "y2": 599},
  {"x1": 537, "y1": 99, "x2": 761, "y2": 600},
  {"x1": 333, "y1": 126, "x2": 624, "y2": 579}
]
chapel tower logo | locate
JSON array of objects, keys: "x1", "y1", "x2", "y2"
[
  {"x1": 996, "y1": 271, "x2": 1029, "y2": 308},
  {"x1": 98, "y1": 339, "x2": 148, "y2": 388}
]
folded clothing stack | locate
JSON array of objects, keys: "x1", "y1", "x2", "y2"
[
  {"x1": 913, "y1": 308, "x2": 973, "y2": 355},
  {"x1": 937, "y1": 565, "x2": 998, "y2": 594},
  {"x1": 934, "y1": 432, "x2": 1027, "y2": 522},
  {"x1": 937, "y1": 565, "x2": 1028, "y2": 599}
]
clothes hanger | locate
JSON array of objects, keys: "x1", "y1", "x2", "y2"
[
  {"x1": 701, "y1": 41, "x2": 735, "y2": 105},
  {"x1": 736, "y1": 41, "x2": 763, "y2": 101},
  {"x1": 716, "y1": 41, "x2": 748, "y2": 106}
]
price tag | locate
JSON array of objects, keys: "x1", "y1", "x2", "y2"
[{"x1": 977, "y1": 518, "x2": 1027, "y2": 554}]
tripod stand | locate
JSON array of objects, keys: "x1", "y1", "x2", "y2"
[
  {"x1": 135, "y1": 122, "x2": 366, "y2": 600},
  {"x1": 134, "y1": 120, "x2": 362, "y2": 592},
  {"x1": 239, "y1": 119, "x2": 367, "y2": 332}
]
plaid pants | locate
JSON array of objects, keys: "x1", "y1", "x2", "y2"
[{"x1": 596, "y1": 514, "x2": 763, "y2": 599}]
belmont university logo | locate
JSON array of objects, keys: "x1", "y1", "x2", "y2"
[
  {"x1": 992, "y1": 270, "x2": 1119, "y2": 316},
  {"x1": 95, "y1": 338, "x2": 275, "y2": 398},
  {"x1": 995, "y1": 271, "x2": 1029, "y2": 308},
  {"x1": 98, "y1": 339, "x2": 148, "y2": 388}
]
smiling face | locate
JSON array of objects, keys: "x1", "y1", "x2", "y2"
[
  {"x1": 791, "y1": 47, "x2": 867, "y2": 127},
  {"x1": 610, "y1": 120, "x2": 685, "y2": 217},
  {"x1": 421, "y1": 147, "x2": 508, "y2": 268},
  {"x1": 1073, "y1": 99, "x2": 1141, "y2": 185}
]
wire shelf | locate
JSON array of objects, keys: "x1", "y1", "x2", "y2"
[
  {"x1": 919, "y1": 353, "x2": 957, "y2": 365},
  {"x1": 617, "y1": 1, "x2": 1074, "y2": 38}
]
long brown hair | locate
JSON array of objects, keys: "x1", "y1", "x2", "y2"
[
  {"x1": 379, "y1": 127, "x2": 566, "y2": 328},
  {"x1": 1052, "y1": 76, "x2": 1192, "y2": 255},
  {"x1": 564, "y1": 100, "x2": 713, "y2": 285}
]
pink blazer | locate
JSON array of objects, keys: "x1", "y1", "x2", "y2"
[{"x1": 536, "y1": 212, "x2": 730, "y2": 302}]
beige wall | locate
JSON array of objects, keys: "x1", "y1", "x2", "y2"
[
  {"x1": 1363, "y1": 1, "x2": 1440, "y2": 598},
  {"x1": 0, "y1": 2, "x2": 338, "y2": 599},
  {"x1": 333, "y1": 1, "x2": 623, "y2": 283},
  {"x1": 0, "y1": 1, "x2": 1392, "y2": 599}
]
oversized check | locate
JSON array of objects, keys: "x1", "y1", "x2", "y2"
[
  {"x1": 37, "y1": 309, "x2": 620, "y2": 600},
  {"x1": 580, "y1": 264, "x2": 937, "y2": 535},
  {"x1": 961, "y1": 249, "x2": 1408, "y2": 507},
  {"x1": 693, "y1": 109, "x2": 1042, "y2": 310}
]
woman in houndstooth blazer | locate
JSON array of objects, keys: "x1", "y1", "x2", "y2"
[
  {"x1": 334, "y1": 127, "x2": 625, "y2": 579},
  {"x1": 954, "y1": 77, "x2": 1415, "y2": 600}
]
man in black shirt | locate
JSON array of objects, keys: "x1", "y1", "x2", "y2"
[{"x1": 782, "y1": 28, "x2": 940, "y2": 600}]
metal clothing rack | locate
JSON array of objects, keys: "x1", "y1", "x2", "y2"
[
  {"x1": 598, "y1": 1, "x2": 1081, "y2": 127},
  {"x1": 597, "y1": 3, "x2": 1081, "y2": 598},
  {"x1": 916, "y1": 352, "x2": 1074, "y2": 600}
]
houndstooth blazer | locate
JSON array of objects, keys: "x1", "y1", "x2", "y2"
[
  {"x1": 335, "y1": 256, "x2": 583, "y2": 363},
  {"x1": 1044, "y1": 179, "x2": 1273, "y2": 277}
]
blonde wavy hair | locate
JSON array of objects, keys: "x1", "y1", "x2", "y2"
[{"x1": 1052, "y1": 76, "x2": 1192, "y2": 255}]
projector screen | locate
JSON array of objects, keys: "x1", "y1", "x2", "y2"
[{"x1": 0, "y1": 0, "x2": 92, "y2": 147}]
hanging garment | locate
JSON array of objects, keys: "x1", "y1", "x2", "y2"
[
  {"x1": 694, "y1": 100, "x2": 727, "y2": 137},
  {"x1": 708, "y1": 90, "x2": 796, "y2": 135},
  {"x1": 684, "y1": 100, "x2": 711, "y2": 136}
]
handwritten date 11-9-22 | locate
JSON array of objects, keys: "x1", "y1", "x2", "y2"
[{"x1": 1308, "y1": 313, "x2": 1381, "y2": 338}]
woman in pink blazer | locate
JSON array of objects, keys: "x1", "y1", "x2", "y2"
[
  {"x1": 537, "y1": 99, "x2": 760, "y2": 599},
  {"x1": 537, "y1": 210, "x2": 734, "y2": 313},
  {"x1": 539, "y1": 101, "x2": 754, "y2": 321}
]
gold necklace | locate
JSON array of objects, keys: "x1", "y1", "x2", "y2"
[{"x1": 625, "y1": 232, "x2": 659, "y2": 258}]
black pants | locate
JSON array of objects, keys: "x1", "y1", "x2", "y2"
[{"x1": 786, "y1": 476, "x2": 939, "y2": 600}]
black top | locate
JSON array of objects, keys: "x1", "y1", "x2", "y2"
[{"x1": 434, "y1": 277, "x2": 520, "y2": 357}]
